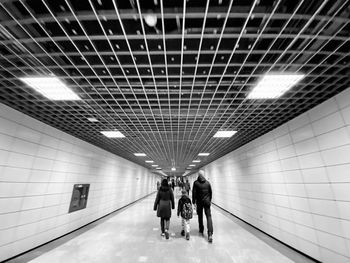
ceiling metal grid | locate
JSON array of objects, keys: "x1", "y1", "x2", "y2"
[{"x1": 0, "y1": 0, "x2": 349, "y2": 175}]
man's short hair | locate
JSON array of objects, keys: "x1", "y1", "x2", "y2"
[{"x1": 198, "y1": 169, "x2": 205, "y2": 176}]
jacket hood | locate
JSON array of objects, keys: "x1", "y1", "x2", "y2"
[{"x1": 198, "y1": 174, "x2": 206, "y2": 183}]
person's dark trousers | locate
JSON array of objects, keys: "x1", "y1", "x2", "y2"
[
  {"x1": 197, "y1": 203, "x2": 213, "y2": 234},
  {"x1": 160, "y1": 217, "x2": 170, "y2": 233}
]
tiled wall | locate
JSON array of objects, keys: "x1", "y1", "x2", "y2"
[
  {"x1": 0, "y1": 103, "x2": 158, "y2": 262},
  {"x1": 194, "y1": 88, "x2": 350, "y2": 263}
]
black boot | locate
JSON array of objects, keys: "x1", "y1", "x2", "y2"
[{"x1": 208, "y1": 232, "x2": 213, "y2": 243}]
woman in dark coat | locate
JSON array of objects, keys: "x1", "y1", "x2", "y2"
[{"x1": 153, "y1": 179, "x2": 175, "y2": 239}]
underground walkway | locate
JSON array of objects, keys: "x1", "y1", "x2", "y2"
[{"x1": 6, "y1": 189, "x2": 316, "y2": 263}]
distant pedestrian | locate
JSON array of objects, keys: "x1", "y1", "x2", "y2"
[
  {"x1": 154, "y1": 179, "x2": 175, "y2": 239},
  {"x1": 177, "y1": 189, "x2": 193, "y2": 240},
  {"x1": 184, "y1": 179, "x2": 191, "y2": 195},
  {"x1": 156, "y1": 181, "x2": 160, "y2": 190},
  {"x1": 171, "y1": 179, "x2": 175, "y2": 191},
  {"x1": 192, "y1": 170, "x2": 213, "y2": 243}
]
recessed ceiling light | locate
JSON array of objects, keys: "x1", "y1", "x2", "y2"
[
  {"x1": 198, "y1": 153, "x2": 210, "y2": 156},
  {"x1": 145, "y1": 160, "x2": 154, "y2": 163},
  {"x1": 247, "y1": 73, "x2": 305, "y2": 99},
  {"x1": 100, "y1": 131, "x2": 125, "y2": 138},
  {"x1": 144, "y1": 13, "x2": 157, "y2": 27},
  {"x1": 156, "y1": 167, "x2": 162, "y2": 170},
  {"x1": 134, "y1": 153, "x2": 146, "y2": 157},
  {"x1": 20, "y1": 77, "x2": 80, "y2": 101},
  {"x1": 189, "y1": 164, "x2": 196, "y2": 167},
  {"x1": 192, "y1": 160, "x2": 201, "y2": 163},
  {"x1": 152, "y1": 164, "x2": 158, "y2": 167},
  {"x1": 87, "y1": 117, "x2": 98, "y2": 122},
  {"x1": 213, "y1": 130, "x2": 237, "y2": 138},
  {"x1": 171, "y1": 167, "x2": 176, "y2": 171}
]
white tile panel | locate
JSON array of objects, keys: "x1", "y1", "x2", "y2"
[
  {"x1": 335, "y1": 88, "x2": 350, "y2": 109},
  {"x1": 312, "y1": 111, "x2": 345, "y2": 136},
  {"x1": 317, "y1": 127, "x2": 350, "y2": 150},
  {"x1": 308, "y1": 97, "x2": 338, "y2": 122},
  {"x1": 297, "y1": 152, "x2": 324, "y2": 169},
  {"x1": 321, "y1": 144, "x2": 350, "y2": 166},
  {"x1": 341, "y1": 105, "x2": 350, "y2": 125},
  {"x1": 288, "y1": 112, "x2": 310, "y2": 131},
  {"x1": 290, "y1": 124, "x2": 314, "y2": 143}
]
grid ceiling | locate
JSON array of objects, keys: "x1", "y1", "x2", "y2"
[{"x1": 0, "y1": 0, "x2": 349, "y2": 176}]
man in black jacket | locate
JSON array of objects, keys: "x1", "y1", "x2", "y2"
[{"x1": 192, "y1": 170, "x2": 213, "y2": 242}]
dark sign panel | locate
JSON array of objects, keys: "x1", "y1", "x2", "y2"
[{"x1": 68, "y1": 184, "x2": 90, "y2": 213}]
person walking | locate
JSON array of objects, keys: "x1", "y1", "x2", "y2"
[
  {"x1": 154, "y1": 179, "x2": 175, "y2": 239},
  {"x1": 192, "y1": 170, "x2": 213, "y2": 243},
  {"x1": 184, "y1": 179, "x2": 191, "y2": 195},
  {"x1": 177, "y1": 189, "x2": 193, "y2": 240}
]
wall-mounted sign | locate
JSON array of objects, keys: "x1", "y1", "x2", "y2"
[{"x1": 68, "y1": 184, "x2": 90, "y2": 213}]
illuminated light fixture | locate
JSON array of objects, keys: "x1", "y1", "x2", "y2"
[
  {"x1": 87, "y1": 117, "x2": 99, "y2": 122},
  {"x1": 100, "y1": 131, "x2": 125, "y2": 138},
  {"x1": 156, "y1": 167, "x2": 162, "y2": 170},
  {"x1": 145, "y1": 160, "x2": 154, "y2": 163},
  {"x1": 189, "y1": 164, "x2": 196, "y2": 167},
  {"x1": 192, "y1": 160, "x2": 201, "y2": 163},
  {"x1": 144, "y1": 12, "x2": 157, "y2": 27},
  {"x1": 213, "y1": 130, "x2": 237, "y2": 138},
  {"x1": 20, "y1": 77, "x2": 80, "y2": 100},
  {"x1": 134, "y1": 153, "x2": 146, "y2": 157},
  {"x1": 198, "y1": 153, "x2": 210, "y2": 156},
  {"x1": 247, "y1": 73, "x2": 305, "y2": 99},
  {"x1": 152, "y1": 164, "x2": 158, "y2": 167},
  {"x1": 171, "y1": 167, "x2": 176, "y2": 171}
]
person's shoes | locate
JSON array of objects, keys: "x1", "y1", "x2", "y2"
[
  {"x1": 181, "y1": 230, "x2": 185, "y2": 236},
  {"x1": 199, "y1": 230, "x2": 204, "y2": 236},
  {"x1": 165, "y1": 230, "x2": 169, "y2": 239},
  {"x1": 161, "y1": 232, "x2": 165, "y2": 237},
  {"x1": 208, "y1": 233, "x2": 213, "y2": 243},
  {"x1": 186, "y1": 232, "x2": 190, "y2": 240}
]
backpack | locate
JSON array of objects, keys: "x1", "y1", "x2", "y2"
[{"x1": 181, "y1": 201, "x2": 193, "y2": 220}]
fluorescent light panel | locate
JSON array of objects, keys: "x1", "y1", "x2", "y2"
[
  {"x1": 134, "y1": 153, "x2": 146, "y2": 157},
  {"x1": 192, "y1": 160, "x2": 201, "y2": 163},
  {"x1": 248, "y1": 73, "x2": 305, "y2": 99},
  {"x1": 145, "y1": 160, "x2": 154, "y2": 163},
  {"x1": 198, "y1": 153, "x2": 210, "y2": 156},
  {"x1": 171, "y1": 167, "x2": 176, "y2": 171},
  {"x1": 152, "y1": 165, "x2": 158, "y2": 167},
  {"x1": 87, "y1": 117, "x2": 99, "y2": 122},
  {"x1": 189, "y1": 164, "x2": 196, "y2": 167},
  {"x1": 20, "y1": 77, "x2": 80, "y2": 100},
  {"x1": 156, "y1": 167, "x2": 162, "y2": 170},
  {"x1": 100, "y1": 131, "x2": 125, "y2": 138},
  {"x1": 213, "y1": 131, "x2": 237, "y2": 138}
]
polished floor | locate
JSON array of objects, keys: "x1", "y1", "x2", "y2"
[{"x1": 8, "y1": 189, "x2": 316, "y2": 263}]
